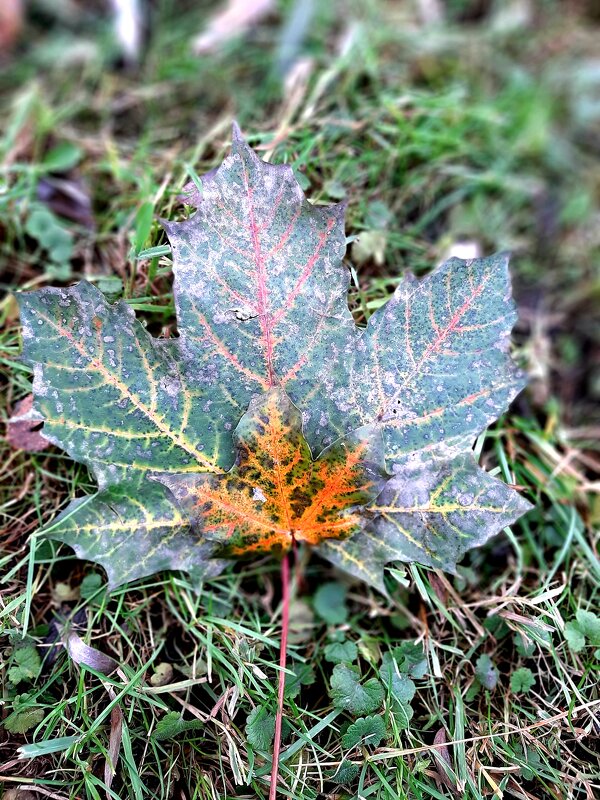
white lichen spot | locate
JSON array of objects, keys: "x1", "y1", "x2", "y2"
[
  {"x1": 159, "y1": 376, "x2": 180, "y2": 398},
  {"x1": 32, "y1": 364, "x2": 50, "y2": 397}
]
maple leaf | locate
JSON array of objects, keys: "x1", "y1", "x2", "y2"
[{"x1": 17, "y1": 124, "x2": 531, "y2": 591}]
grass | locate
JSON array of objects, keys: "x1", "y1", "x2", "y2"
[{"x1": 1, "y1": 0, "x2": 600, "y2": 798}]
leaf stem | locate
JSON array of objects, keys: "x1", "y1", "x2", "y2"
[{"x1": 269, "y1": 551, "x2": 290, "y2": 800}]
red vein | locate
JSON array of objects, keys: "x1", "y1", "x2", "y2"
[
  {"x1": 457, "y1": 388, "x2": 492, "y2": 406},
  {"x1": 271, "y1": 217, "x2": 336, "y2": 327},
  {"x1": 384, "y1": 405, "x2": 444, "y2": 429},
  {"x1": 265, "y1": 204, "x2": 302, "y2": 259},
  {"x1": 259, "y1": 182, "x2": 287, "y2": 232},
  {"x1": 382, "y1": 276, "x2": 490, "y2": 415},
  {"x1": 212, "y1": 269, "x2": 259, "y2": 313},
  {"x1": 194, "y1": 309, "x2": 269, "y2": 388},
  {"x1": 278, "y1": 310, "x2": 330, "y2": 385},
  {"x1": 209, "y1": 160, "x2": 337, "y2": 388},
  {"x1": 215, "y1": 199, "x2": 247, "y2": 229},
  {"x1": 428, "y1": 288, "x2": 441, "y2": 336},
  {"x1": 207, "y1": 222, "x2": 255, "y2": 261},
  {"x1": 420, "y1": 280, "x2": 487, "y2": 364},
  {"x1": 452, "y1": 313, "x2": 510, "y2": 333},
  {"x1": 266, "y1": 414, "x2": 294, "y2": 532},
  {"x1": 241, "y1": 167, "x2": 276, "y2": 386}
]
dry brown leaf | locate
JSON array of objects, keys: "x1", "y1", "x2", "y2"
[
  {"x1": 433, "y1": 727, "x2": 451, "y2": 765},
  {"x1": 104, "y1": 684, "x2": 123, "y2": 793},
  {"x1": 65, "y1": 631, "x2": 118, "y2": 674},
  {"x1": 38, "y1": 175, "x2": 95, "y2": 230},
  {"x1": 6, "y1": 395, "x2": 49, "y2": 453},
  {"x1": 0, "y1": 0, "x2": 23, "y2": 52},
  {"x1": 432, "y1": 727, "x2": 455, "y2": 790}
]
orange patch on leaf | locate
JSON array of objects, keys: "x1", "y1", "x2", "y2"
[{"x1": 158, "y1": 389, "x2": 385, "y2": 556}]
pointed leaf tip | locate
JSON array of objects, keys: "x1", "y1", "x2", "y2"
[{"x1": 231, "y1": 119, "x2": 243, "y2": 142}]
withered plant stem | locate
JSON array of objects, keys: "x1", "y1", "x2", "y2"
[{"x1": 269, "y1": 550, "x2": 290, "y2": 800}]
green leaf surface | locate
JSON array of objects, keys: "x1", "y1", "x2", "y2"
[
  {"x1": 380, "y1": 653, "x2": 417, "y2": 704},
  {"x1": 516, "y1": 744, "x2": 543, "y2": 781},
  {"x1": 79, "y1": 572, "x2": 105, "y2": 602},
  {"x1": 42, "y1": 141, "x2": 82, "y2": 171},
  {"x1": 564, "y1": 611, "x2": 600, "y2": 653},
  {"x1": 165, "y1": 123, "x2": 351, "y2": 433},
  {"x1": 510, "y1": 667, "x2": 535, "y2": 694},
  {"x1": 313, "y1": 582, "x2": 348, "y2": 626},
  {"x1": 324, "y1": 641, "x2": 358, "y2": 664},
  {"x1": 379, "y1": 651, "x2": 416, "y2": 729},
  {"x1": 320, "y1": 453, "x2": 531, "y2": 592},
  {"x1": 285, "y1": 662, "x2": 315, "y2": 700},
  {"x1": 152, "y1": 712, "x2": 203, "y2": 741},
  {"x1": 328, "y1": 759, "x2": 360, "y2": 784},
  {"x1": 153, "y1": 712, "x2": 188, "y2": 740},
  {"x1": 245, "y1": 706, "x2": 275, "y2": 751},
  {"x1": 564, "y1": 621, "x2": 586, "y2": 652},
  {"x1": 335, "y1": 253, "x2": 526, "y2": 462},
  {"x1": 44, "y1": 481, "x2": 226, "y2": 589},
  {"x1": 514, "y1": 631, "x2": 536, "y2": 658},
  {"x1": 17, "y1": 280, "x2": 232, "y2": 485},
  {"x1": 392, "y1": 642, "x2": 428, "y2": 679},
  {"x1": 4, "y1": 706, "x2": 45, "y2": 734},
  {"x1": 4, "y1": 693, "x2": 45, "y2": 735},
  {"x1": 329, "y1": 664, "x2": 384, "y2": 716},
  {"x1": 25, "y1": 206, "x2": 73, "y2": 271},
  {"x1": 575, "y1": 610, "x2": 600, "y2": 645},
  {"x1": 341, "y1": 714, "x2": 386, "y2": 748},
  {"x1": 7, "y1": 646, "x2": 42, "y2": 685},
  {"x1": 475, "y1": 654, "x2": 499, "y2": 690}
]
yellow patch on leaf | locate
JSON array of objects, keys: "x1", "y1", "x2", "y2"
[{"x1": 158, "y1": 389, "x2": 385, "y2": 556}]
